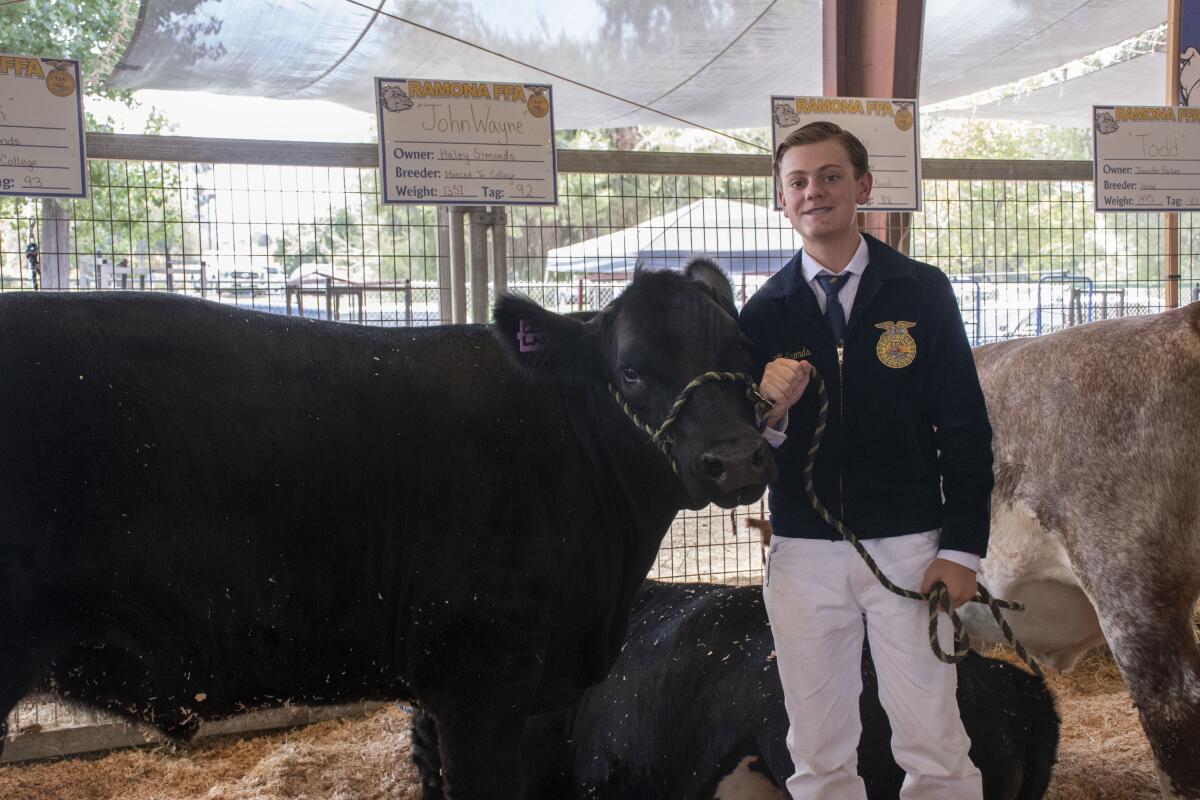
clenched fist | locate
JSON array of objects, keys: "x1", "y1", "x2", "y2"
[
  {"x1": 759, "y1": 358, "x2": 812, "y2": 428},
  {"x1": 921, "y1": 558, "x2": 978, "y2": 609}
]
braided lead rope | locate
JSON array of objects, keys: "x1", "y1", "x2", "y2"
[
  {"x1": 797, "y1": 365, "x2": 1042, "y2": 678},
  {"x1": 608, "y1": 371, "x2": 765, "y2": 474}
]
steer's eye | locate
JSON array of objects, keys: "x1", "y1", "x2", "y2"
[{"x1": 621, "y1": 367, "x2": 640, "y2": 384}]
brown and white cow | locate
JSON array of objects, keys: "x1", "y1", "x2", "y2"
[{"x1": 962, "y1": 302, "x2": 1200, "y2": 799}]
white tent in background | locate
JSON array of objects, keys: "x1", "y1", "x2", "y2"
[{"x1": 544, "y1": 198, "x2": 804, "y2": 281}]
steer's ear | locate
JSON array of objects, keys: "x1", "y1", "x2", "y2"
[
  {"x1": 685, "y1": 256, "x2": 736, "y2": 313},
  {"x1": 493, "y1": 294, "x2": 602, "y2": 381}
]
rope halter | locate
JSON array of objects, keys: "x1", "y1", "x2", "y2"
[
  {"x1": 608, "y1": 371, "x2": 769, "y2": 474},
  {"x1": 800, "y1": 367, "x2": 1042, "y2": 677}
]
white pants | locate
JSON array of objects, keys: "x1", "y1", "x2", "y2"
[{"x1": 763, "y1": 533, "x2": 983, "y2": 800}]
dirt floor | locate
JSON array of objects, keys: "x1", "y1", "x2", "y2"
[
  {"x1": 0, "y1": 645, "x2": 1160, "y2": 800},
  {"x1": 0, "y1": 705, "x2": 423, "y2": 800},
  {"x1": 651, "y1": 503, "x2": 770, "y2": 584},
  {"x1": 1037, "y1": 647, "x2": 1160, "y2": 799}
]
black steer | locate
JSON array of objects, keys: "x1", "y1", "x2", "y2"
[
  {"x1": 412, "y1": 580, "x2": 1060, "y2": 800},
  {"x1": 0, "y1": 260, "x2": 773, "y2": 800}
]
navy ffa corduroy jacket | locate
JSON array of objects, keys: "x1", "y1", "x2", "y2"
[{"x1": 739, "y1": 233, "x2": 994, "y2": 557}]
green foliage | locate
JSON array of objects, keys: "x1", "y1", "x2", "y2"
[
  {"x1": 67, "y1": 158, "x2": 197, "y2": 265},
  {"x1": 1, "y1": 0, "x2": 141, "y2": 105},
  {"x1": 913, "y1": 180, "x2": 1095, "y2": 277},
  {"x1": 1, "y1": 0, "x2": 194, "y2": 283},
  {"x1": 271, "y1": 173, "x2": 441, "y2": 282},
  {"x1": 505, "y1": 171, "x2": 774, "y2": 283},
  {"x1": 912, "y1": 118, "x2": 1172, "y2": 283},
  {"x1": 521, "y1": 125, "x2": 775, "y2": 282},
  {"x1": 372, "y1": 203, "x2": 440, "y2": 282},
  {"x1": 557, "y1": 124, "x2": 769, "y2": 155},
  {"x1": 923, "y1": 118, "x2": 1091, "y2": 160},
  {"x1": 273, "y1": 209, "x2": 355, "y2": 272}
]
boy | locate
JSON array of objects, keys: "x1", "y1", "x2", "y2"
[{"x1": 741, "y1": 121, "x2": 993, "y2": 798}]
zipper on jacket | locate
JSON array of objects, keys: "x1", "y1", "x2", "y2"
[{"x1": 836, "y1": 341, "x2": 846, "y2": 524}]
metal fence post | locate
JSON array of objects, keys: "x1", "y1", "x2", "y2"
[
  {"x1": 450, "y1": 206, "x2": 506, "y2": 324},
  {"x1": 469, "y1": 209, "x2": 491, "y2": 323},
  {"x1": 449, "y1": 207, "x2": 468, "y2": 324},
  {"x1": 436, "y1": 207, "x2": 452, "y2": 324},
  {"x1": 491, "y1": 205, "x2": 507, "y2": 301}
]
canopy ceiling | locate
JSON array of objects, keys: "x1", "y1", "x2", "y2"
[
  {"x1": 107, "y1": 0, "x2": 1167, "y2": 129},
  {"x1": 927, "y1": 50, "x2": 1165, "y2": 127}
]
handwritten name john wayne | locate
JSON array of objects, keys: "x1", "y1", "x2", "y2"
[{"x1": 422, "y1": 104, "x2": 526, "y2": 144}]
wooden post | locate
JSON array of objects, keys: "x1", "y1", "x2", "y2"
[
  {"x1": 436, "y1": 207, "x2": 453, "y2": 324},
  {"x1": 823, "y1": 0, "x2": 924, "y2": 254},
  {"x1": 491, "y1": 205, "x2": 508, "y2": 301},
  {"x1": 449, "y1": 207, "x2": 468, "y2": 324},
  {"x1": 1166, "y1": 0, "x2": 1183, "y2": 309},
  {"x1": 469, "y1": 209, "x2": 491, "y2": 323},
  {"x1": 39, "y1": 199, "x2": 71, "y2": 289}
]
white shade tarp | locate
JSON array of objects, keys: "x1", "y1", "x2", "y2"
[
  {"x1": 107, "y1": 0, "x2": 1166, "y2": 130},
  {"x1": 927, "y1": 49, "x2": 1165, "y2": 127}
]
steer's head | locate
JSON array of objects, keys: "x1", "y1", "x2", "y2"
[{"x1": 494, "y1": 258, "x2": 775, "y2": 509}]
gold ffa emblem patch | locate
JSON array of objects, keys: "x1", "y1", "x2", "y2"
[
  {"x1": 874, "y1": 321, "x2": 917, "y2": 368},
  {"x1": 526, "y1": 87, "x2": 550, "y2": 118},
  {"x1": 44, "y1": 61, "x2": 76, "y2": 98}
]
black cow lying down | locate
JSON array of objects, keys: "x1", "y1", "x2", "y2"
[
  {"x1": 412, "y1": 581, "x2": 1060, "y2": 800},
  {"x1": 0, "y1": 261, "x2": 774, "y2": 800}
]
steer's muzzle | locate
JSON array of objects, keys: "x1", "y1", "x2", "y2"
[{"x1": 696, "y1": 438, "x2": 776, "y2": 508}]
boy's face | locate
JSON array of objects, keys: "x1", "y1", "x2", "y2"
[{"x1": 775, "y1": 138, "x2": 873, "y2": 244}]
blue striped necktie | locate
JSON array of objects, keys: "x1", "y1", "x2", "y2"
[{"x1": 815, "y1": 273, "x2": 848, "y2": 343}]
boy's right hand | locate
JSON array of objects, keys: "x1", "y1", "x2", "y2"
[{"x1": 759, "y1": 358, "x2": 812, "y2": 428}]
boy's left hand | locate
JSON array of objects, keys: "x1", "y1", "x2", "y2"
[{"x1": 921, "y1": 559, "x2": 977, "y2": 609}]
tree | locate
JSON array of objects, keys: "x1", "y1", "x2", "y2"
[
  {"x1": 913, "y1": 118, "x2": 1107, "y2": 278},
  {"x1": 271, "y1": 181, "x2": 441, "y2": 285},
  {"x1": 923, "y1": 118, "x2": 1090, "y2": 161},
  {"x1": 1, "y1": 0, "x2": 188, "y2": 288}
]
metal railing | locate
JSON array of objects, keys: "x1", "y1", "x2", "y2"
[
  {"x1": 2, "y1": 137, "x2": 1196, "y2": 593},
  {"x1": 1, "y1": 133, "x2": 1196, "y2": 749}
]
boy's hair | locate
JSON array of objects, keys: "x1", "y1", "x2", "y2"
[{"x1": 773, "y1": 121, "x2": 869, "y2": 184}]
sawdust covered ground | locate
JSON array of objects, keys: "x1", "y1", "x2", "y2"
[
  {"x1": 990, "y1": 645, "x2": 1160, "y2": 800},
  {"x1": 0, "y1": 704, "x2": 422, "y2": 800},
  {"x1": 0, "y1": 647, "x2": 1161, "y2": 799}
]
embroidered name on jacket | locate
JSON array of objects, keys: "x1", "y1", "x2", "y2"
[
  {"x1": 773, "y1": 347, "x2": 812, "y2": 361},
  {"x1": 874, "y1": 321, "x2": 917, "y2": 368}
]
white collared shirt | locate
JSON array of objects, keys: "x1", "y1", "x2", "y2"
[
  {"x1": 760, "y1": 235, "x2": 979, "y2": 572},
  {"x1": 800, "y1": 234, "x2": 870, "y2": 319}
]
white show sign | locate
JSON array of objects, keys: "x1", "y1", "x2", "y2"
[
  {"x1": 376, "y1": 78, "x2": 557, "y2": 206},
  {"x1": 770, "y1": 95, "x2": 920, "y2": 211},
  {"x1": 1092, "y1": 105, "x2": 1200, "y2": 212},
  {"x1": 0, "y1": 53, "x2": 87, "y2": 199}
]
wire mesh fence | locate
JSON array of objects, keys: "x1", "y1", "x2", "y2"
[
  {"x1": 6, "y1": 696, "x2": 106, "y2": 736},
  {"x1": 915, "y1": 176, "x2": 1188, "y2": 342},
  {"x1": 2, "y1": 146, "x2": 1198, "y2": 602},
  {"x1": 2, "y1": 142, "x2": 1198, "y2": 737}
]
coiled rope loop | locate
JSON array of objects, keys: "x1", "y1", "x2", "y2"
[
  {"x1": 609, "y1": 371, "x2": 768, "y2": 475},
  {"x1": 608, "y1": 361, "x2": 1041, "y2": 676},
  {"x1": 801, "y1": 366, "x2": 1042, "y2": 677}
]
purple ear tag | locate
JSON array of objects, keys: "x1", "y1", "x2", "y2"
[{"x1": 518, "y1": 318, "x2": 545, "y2": 352}]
